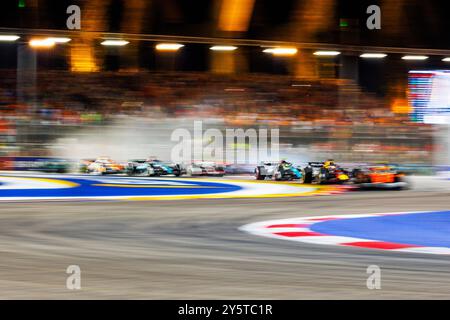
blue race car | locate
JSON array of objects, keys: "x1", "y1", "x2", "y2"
[
  {"x1": 126, "y1": 159, "x2": 164, "y2": 176},
  {"x1": 149, "y1": 159, "x2": 184, "y2": 177}
]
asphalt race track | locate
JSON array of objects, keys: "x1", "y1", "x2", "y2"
[{"x1": 0, "y1": 175, "x2": 449, "y2": 299}]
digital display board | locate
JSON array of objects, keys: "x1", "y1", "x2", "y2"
[{"x1": 409, "y1": 70, "x2": 450, "y2": 124}]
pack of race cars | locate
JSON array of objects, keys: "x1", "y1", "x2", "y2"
[
  {"x1": 77, "y1": 157, "x2": 408, "y2": 189},
  {"x1": 80, "y1": 157, "x2": 224, "y2": 177},
  {"x1": 255, "y1": 159, "x2": 408, "y2": 189}
]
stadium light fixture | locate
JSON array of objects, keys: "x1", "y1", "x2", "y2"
[
  {"x1": 402, "y1": 55, "x2": 428, "y2": 60},
  {"x1": 29, "y1": 38, "x2": 55, "y2": 48},
  {"x1": 262, "y1": 47, "x2": 298, "y2": 56},
  {"x1": 442, "y1": 57, "x2": 450, "y2": 62},
  {"x1": 101, "y1": 40, "x2": 129, "y2": 46},
  {"x1": 210, "y1": 45, "x2": 238, "y2": 51},
  {"x1": 360, "y1": 53, "x2": 387, "y2": 58},
  {"x1": 0, "y1": 35, "x2": 20, "y2": 41},
  {"x1": 313, "y1": 51, "x2": 341, "y2": 56},
  {"x1": 46, "y1": 37, "x2": 71, "y2": 43},
  {"x1": 155, "y1": 43, "x2": 184, "y2": 51}
]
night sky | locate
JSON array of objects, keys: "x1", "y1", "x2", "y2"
[
  {"x1": 0, "y1": 0, "x2": 448, "y2": 49},
  {"x1": 0, "y1": 0, "x2": 449, "y2": 97}
]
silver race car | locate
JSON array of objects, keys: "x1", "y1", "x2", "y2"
[{"x1": 185, "y1": 161, "x2": 225, "y2": 177}]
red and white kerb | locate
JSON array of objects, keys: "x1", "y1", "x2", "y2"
[{"x1": 240, "y1": 212, "x2": 450, "y2": 255}]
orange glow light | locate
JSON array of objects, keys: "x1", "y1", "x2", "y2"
[{"x1": 218, "y1": 0, "x2": 256, "y2": 32}]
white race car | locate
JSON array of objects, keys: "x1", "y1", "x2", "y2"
[
  {"x1": 255, "y1": 162, "x2": 278, "y2": 180},
  {"x1": 185, "y1": 162, "x2": 225, "y2": 177}
]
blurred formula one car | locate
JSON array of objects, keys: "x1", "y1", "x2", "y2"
[
  {"x1": 185, "y1": 161, "x2": 225, "y2": 177},
  {"x1": 79, "y1": 159, "x2": 95, "y2": 173},
  {"x1": 126, "y1": 159, "x2": 165, "y2": 176},
  {"x1": 225, "y1": 163, "x2": 255, "y2": 175},
  {"x1": 351, "y1": 165, "x2": 408, "y2": 189},
  {"x1": 255, "y1": 160, "x2": 303, "y2": 181},
  {"x1": 303, "y1": 160, "x2": 350, "y2": 184},
  {"x1": 86, "y1": 157, "x2": 125, "y2": 175},
  {"x1": 127, "y1": 158, "x2": 184, "y2": 177},
  {"x1": 149, "y1": 159, "x2": 184, "y2": 177},
  {"x1": 35, "y1": 158, "x2": 71, "y2": 173}
]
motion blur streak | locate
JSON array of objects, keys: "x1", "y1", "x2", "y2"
[
  {"x1": 70, "y1": 42, "x2": 99, "y2": 72},
  {"x1": 218, "y1": 0, "x2": 256, "y2": 32},
  {"x1": 292, "y1": 0, "x2": 336, "y2": 41}
]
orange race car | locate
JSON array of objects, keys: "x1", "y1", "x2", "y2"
[
  {"x1": 85, "y1": 157, "x2": 125, "y2": 175},
  {"x1": 351, "y1": 166, "x2": 408, "y2": 190}
]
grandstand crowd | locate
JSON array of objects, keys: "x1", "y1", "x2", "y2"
[{"x1": 0, "y1": 70, "x2": 433, "y2": 163}]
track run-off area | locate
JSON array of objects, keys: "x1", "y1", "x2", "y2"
[{"x1": 0, "y1": 173, "x2": 449, "y2": 298}]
